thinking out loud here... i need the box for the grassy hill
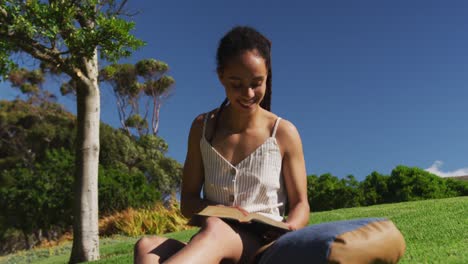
[1,196,466,264]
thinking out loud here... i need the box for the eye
[251,81,263,88]
[230,81,242,89]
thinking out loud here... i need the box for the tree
[0,99,75,172]
[99,59,174,136]
[336,175,364,208]
[445,178,468,196]
[0,148,75,249]
[99,123,182,198]
[7,67,58,103]
[0,100,172,252]
[307,173,343,211]
[0,1,144,262]
[360,171,390,205]
[387,165,451,202]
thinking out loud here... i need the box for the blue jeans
[258,218,405,264]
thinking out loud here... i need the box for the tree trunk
[34,229,43,246]
[23,230,31,250]
[45,229,51,241]
[152,100,160,135]
[69,52,100,263]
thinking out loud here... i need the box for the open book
[196,206,290,232]
[195,206,290,262]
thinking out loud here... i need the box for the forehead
[223,50,268,78]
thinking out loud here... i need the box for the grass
[1,196,466,263]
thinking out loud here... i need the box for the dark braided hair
[209,26,273,143]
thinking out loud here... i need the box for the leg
[258,218,406,264]
[165,217,263,264]
[134,236,186,264]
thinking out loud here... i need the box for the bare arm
[180,114,213,219]
[277,120,310,230]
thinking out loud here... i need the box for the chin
[235,102,258,113]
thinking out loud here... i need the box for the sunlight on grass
[1,197,466,264]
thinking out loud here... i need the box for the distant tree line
[0,99,181,251]
[307,166,468,212]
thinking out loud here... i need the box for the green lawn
[1,197,466,263]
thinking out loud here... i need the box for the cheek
[224,87,240,102]
[256,85,267,98]
[224,86,237,95]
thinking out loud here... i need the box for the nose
[241,87,255,98]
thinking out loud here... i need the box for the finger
[284,222,297,231]
[234,206,249,216]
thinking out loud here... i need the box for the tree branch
[98,0,139,17]
[7,35,88,85]
[116,0,129,14]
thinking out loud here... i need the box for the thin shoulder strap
[202,113,209,139]
[271,117,282,137]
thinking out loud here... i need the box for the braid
[209,97,229,144]
[261,65,272,111]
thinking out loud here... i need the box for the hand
[232,205,249,217]
[283,222,298,231]
[214,204,249,217]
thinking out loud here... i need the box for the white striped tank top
[200,114,286,221]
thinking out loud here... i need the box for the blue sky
[1,1,467,180]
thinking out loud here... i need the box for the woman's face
[218,50,268,113]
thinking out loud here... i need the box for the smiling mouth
[239,99,255,108]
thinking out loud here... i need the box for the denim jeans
[258,218,405,264]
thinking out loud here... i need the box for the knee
[197,216,232,241]
[258,219,406,264]
[134,236,166,254]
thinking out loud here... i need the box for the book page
[196,206,289,230]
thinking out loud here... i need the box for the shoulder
[189,113,205,135]
[276,118,300,139]
[189,109,218,138]
[275,118,303,154]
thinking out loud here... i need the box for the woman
[134,26,406,264]
[135,26,310,263]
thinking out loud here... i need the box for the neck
[223,104,262,132]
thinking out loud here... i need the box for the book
[194,206,290,263]
[195,205,290,232]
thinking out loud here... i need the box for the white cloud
[425,161,468,177]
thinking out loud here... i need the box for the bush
[99,125,182,198]
[0,148,74,235]
[0,148,163,252]
[445,178,468,196]
[387,166,453,202]
[99,200,189,237]
[307,174,363,212]
[360,171,390,205]
[0,99,182,253]
[307,166,467,212]
[99,167,161,215]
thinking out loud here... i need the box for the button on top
[230,168,236,176]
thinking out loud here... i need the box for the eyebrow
[228,76,265,81]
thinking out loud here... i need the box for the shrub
[98,167,161,215]
[0,148,74,235]
[445,178,468,196]
[387,166,452,202]
[307,174,364,212]
[307,166,467,212]
[99,201,189,237]
[360,171,390,205]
